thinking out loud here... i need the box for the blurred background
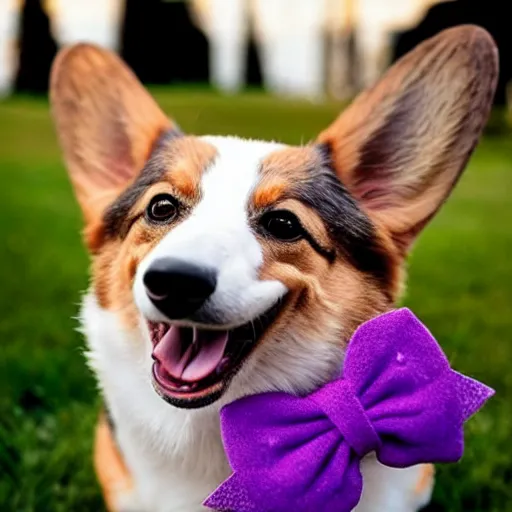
[0,0,511,510]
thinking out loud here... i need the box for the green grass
[0,90,511,511]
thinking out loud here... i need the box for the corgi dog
[50,25,497,512]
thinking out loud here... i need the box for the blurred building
[0,0,489,101]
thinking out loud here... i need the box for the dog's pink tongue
[153,326,228,383]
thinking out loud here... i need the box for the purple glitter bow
[204,308,494,512]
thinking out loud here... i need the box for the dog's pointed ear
[317,25,498,254]
[50,44,178,222]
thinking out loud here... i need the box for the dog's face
[50,26,497,409]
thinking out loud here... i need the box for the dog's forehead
[199,135,287,203]
[197,136,331,214]
[161,135,327,199]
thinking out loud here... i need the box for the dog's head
[50,26,497,409]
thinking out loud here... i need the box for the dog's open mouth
[148,300,284,408]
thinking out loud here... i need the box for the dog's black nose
[143,258,217,319]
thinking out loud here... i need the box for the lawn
[0,90,511,511]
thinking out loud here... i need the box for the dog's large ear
[50,44,176,223]
[317,25,498,254]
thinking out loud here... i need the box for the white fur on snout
[134,136,287,327]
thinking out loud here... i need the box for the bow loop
[218,393,328,472]
[344,309,451,411]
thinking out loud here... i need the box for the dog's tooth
[179,384,191,391]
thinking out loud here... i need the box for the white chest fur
[81,293,432,512]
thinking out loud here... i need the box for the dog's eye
[146,194,178,223]
[259,210,304,242]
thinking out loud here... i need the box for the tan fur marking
[253,180,286,209]
[93,229,161,330]
[94,413,134,512]
[170,166,199,199]
[258,231,390,351]
[262,146,320,177]
[414,464,435,495]
[84,218,108,254]
[255,146,321,208]
[161,136,217,201]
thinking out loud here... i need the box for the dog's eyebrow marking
[252,179,286,209]
[254,146,318,209]
[103,134,217,238]
[256,145,393,285]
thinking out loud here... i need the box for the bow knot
[309,380,380,457]
[204,309,494,512]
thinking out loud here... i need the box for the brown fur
[415,464,435,495]
[153,136,218,202]
[92,238,142,330]
[260,246,389,349]
[254,146,322,208]
[261,146,321,180]
[252,181,286,210]
[94,414,134,512]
